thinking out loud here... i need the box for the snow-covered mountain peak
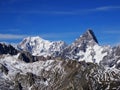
[17,30,118,65]
[60,29,109,64]
[85,29,98,43]
[26,36,47,42]
[18,36,50,49]
[75,29,98,46]
[17,36,67,57]
[23,36,50,45]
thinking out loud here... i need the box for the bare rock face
[60,29,99,60]
[18,51,37,63]
[0,59,119,90]
[18,51,54,63]
[0,43,18,55]
[74,29,98,46]
[100,45,120,69]
[0,63,9,75]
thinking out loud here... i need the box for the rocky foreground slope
[0,29,120,90]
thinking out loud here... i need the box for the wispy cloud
[48,6,120,14]
[93,6,120,11]
[103,30,120,34]
[0,34,27,40]
[75,6,120,13]
[1,6,120,15]
[40,32,80,39]
[1,10,77,15]
[0,32,80,40]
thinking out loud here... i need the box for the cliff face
[0,58,119,90]
[0,43,18,55]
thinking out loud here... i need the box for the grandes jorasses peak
[17,36,67,57]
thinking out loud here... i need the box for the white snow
[77,44,108,64]
[0,54,64,79]
[18,36,67,57]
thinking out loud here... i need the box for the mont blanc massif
[0,30,120,90]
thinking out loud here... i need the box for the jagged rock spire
[60,29,99,60]
[86,29,98,44]
[74,29,98,46]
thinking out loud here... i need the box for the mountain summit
[17,36,67,57]
[74,29,98,47]
[85,29,98,43]
[60,29,107,63]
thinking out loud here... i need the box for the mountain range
[0,29,120,90]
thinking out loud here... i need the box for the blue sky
[0,0,120,45]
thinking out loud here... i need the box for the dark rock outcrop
[0,43,18,55]
[0,63,9,75]
[18,51,38,63]
[14,81,23,90]
[18,51,54,63]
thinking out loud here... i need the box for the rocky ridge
[0,29,119,90]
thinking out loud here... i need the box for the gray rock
[0,43,18,55]
[0,63,9,75]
